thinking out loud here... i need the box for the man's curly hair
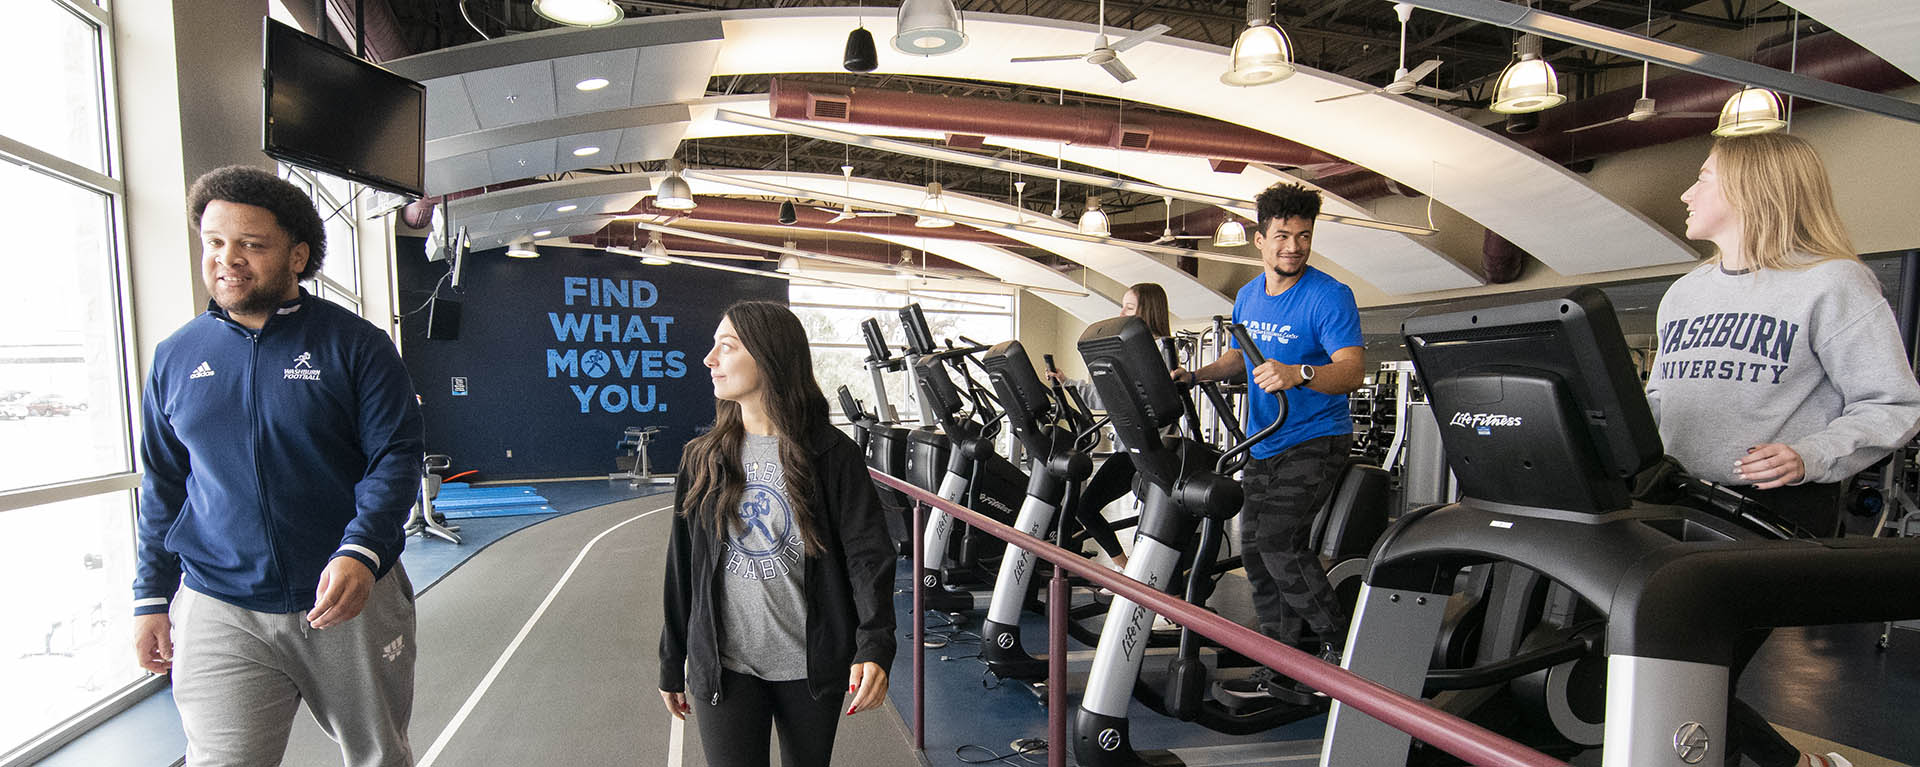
[187,166,326,280]
[1254,182,1322,232]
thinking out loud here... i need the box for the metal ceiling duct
[769,78,1345,168]
[1306,31,1912,199]
[613,195,1022,248]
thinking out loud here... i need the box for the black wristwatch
[1299,364,1316,383]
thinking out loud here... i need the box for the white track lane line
[416,502,673,767]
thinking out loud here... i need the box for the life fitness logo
[922,573,938,588]
[1098,728,1123,751]
[996,633,1015,649]
[1448,412,1523,434]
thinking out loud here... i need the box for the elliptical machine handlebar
[1214,323,1289,474]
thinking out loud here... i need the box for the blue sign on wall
[396,238,785,480]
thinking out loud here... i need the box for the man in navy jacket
[132,166,424,766]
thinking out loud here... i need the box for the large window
[0,1,146,763]
[789,284,1015,427]
[283,165,363,314]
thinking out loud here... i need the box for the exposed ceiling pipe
[325,0,409,62]
[608,195,1024,250]
[1517,30,1915,164]
[1311,31,1912,198]
[569,224,974,272]
[769,78,1347,168]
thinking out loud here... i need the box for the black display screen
[262,18,425,197]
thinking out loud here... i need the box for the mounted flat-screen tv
[261,18,425,197]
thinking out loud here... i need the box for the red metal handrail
[873,468,1567,767]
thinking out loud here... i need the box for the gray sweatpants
[171,564,417,767]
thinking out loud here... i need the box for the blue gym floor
[884,557,1920,767]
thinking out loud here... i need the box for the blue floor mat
[883,560,1329,767]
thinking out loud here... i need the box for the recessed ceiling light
[555,204,579,213]
[575,77,611,91]
[533,229,553,237]
[573,146,601,157]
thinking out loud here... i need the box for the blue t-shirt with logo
[1230,266,1363,459]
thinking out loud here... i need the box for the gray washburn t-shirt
[717,433,809,680]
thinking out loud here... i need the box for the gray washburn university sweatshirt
[1645,258,1920,486]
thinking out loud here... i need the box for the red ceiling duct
[611,195,1023,249]
[573,223,971,271]
[1482,230,1529,284]
[770,78,1346,168]
[1516,31,1914,164]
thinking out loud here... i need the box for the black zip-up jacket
[658,421,896,703]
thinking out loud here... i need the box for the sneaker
[1217,667,1279,699]
[1217,668,1315,707]
[1813,754,1854,767]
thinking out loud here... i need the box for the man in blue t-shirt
[1174,183,1364,702]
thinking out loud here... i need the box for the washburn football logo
[284,352,321,381]
[1448,412,1524,428]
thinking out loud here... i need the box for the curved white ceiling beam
[688,170,1223,320]
[707,8,1696,276]
[450,168,1126,321]
[389,9,1695,285]
[682,95,1476,295]
[986,138,1484,293]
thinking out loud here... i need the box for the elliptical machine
[1070,317,1334,766]
[903,305,1029,613]
[975,341,1103,679]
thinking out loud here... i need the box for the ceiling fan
[812,165,899,223]
[1566,61,1718,133]
[1150,197,1209,245]
[1009,0,1170,84]
[1316,4,1462,103]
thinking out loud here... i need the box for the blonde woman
[1647,133,1920,767]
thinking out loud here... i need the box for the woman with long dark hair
[1048,282,1173,568]
[1648,133,1920,767]
[658,301,896,767]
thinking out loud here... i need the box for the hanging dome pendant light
[1221,0,1294,86]
[893,0,967,56]
[1713,87,1787,137]
[1490,53,1565,114]
[1213,219,1248,248]
[915,182,954,228]
[655,159,697,211]
[1078,196,1110,237]
[532,0,623,28]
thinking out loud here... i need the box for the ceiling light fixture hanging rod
[712,111,1436,236]
[684,169,1267,267]
[1393,0,1920,125]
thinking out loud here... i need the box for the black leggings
[1070,455,1136,558]
[695,670,847,767]
[1724,482,1843,767]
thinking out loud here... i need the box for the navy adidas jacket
[134,290,423,616]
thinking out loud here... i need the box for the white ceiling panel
[462,60,560,130]
[421,76,479,138]
[553,128,627,170]
[488,138,559,183]
[553,48,642,115]
[426,153,495,197]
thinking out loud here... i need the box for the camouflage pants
[1238,434,1351,647]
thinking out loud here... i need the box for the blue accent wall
[396,237,785,479]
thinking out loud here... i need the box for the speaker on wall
[426,297,463,340]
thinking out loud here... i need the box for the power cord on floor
[955,737,1048,765]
